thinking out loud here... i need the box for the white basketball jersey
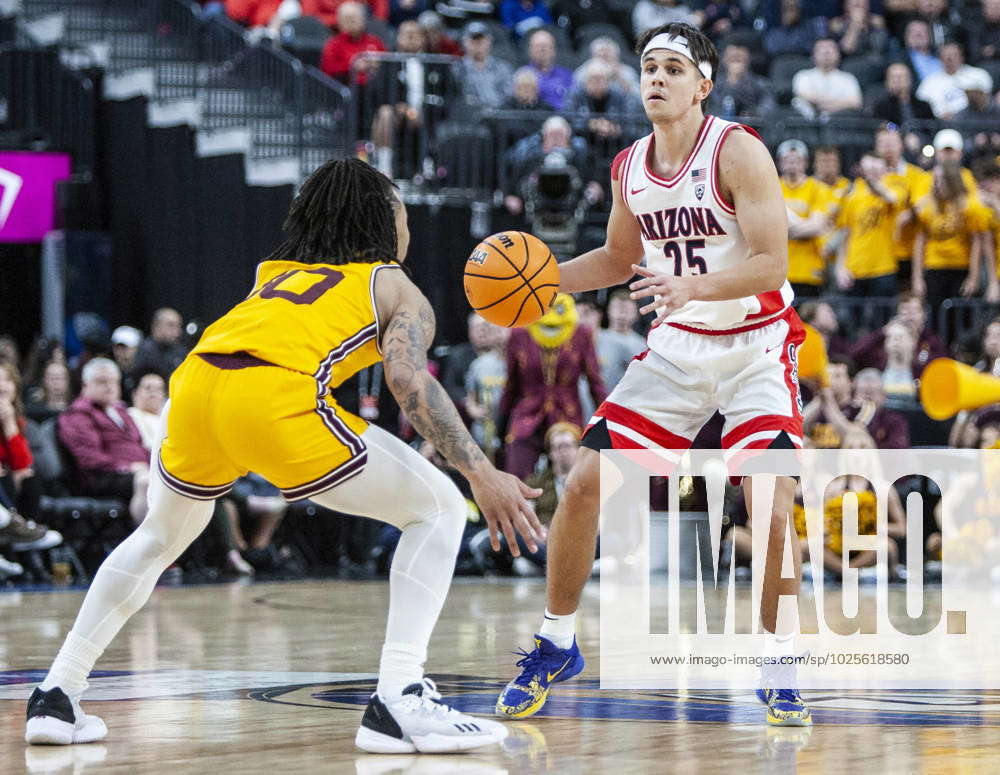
[616,115,793,344]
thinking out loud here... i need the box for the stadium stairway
[9,1,300,325]
[16,0,348,183]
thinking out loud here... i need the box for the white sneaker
[25,686,107,745]
[355,678,507,754]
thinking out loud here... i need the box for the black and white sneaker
[355,678,507,754]
[25,686,107,745]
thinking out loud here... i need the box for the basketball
[463,231,560,328]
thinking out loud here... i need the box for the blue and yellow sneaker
[495,635,585,718]
[756,656,812,726]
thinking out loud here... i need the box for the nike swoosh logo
[765,344,782,354]
[547,657,573,682]
[0,166,23,229]
[630,186,647,195]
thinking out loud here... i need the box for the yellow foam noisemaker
[797,322,829,388]
[920,358,1000,420]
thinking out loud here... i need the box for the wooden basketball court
[2,578,999,774]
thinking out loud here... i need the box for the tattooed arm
[379,277,487,475]
[374,268,545,553]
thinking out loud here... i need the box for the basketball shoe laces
[512,646,546,675]
[767,656,804,703]
[397,678,459,717]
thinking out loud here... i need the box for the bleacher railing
[23,0,354,178]
[820,295,900,341]
[811,295,1000,353]
[349,51,461,184]
[181,2,353,175]
[347,58,999,198]
[939,298,1000,349]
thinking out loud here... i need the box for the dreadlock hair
[267,158,399,265]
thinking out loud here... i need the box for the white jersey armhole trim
[621,139,641,213]
[369,262,404,357]
[710,122,743,216]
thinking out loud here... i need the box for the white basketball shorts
[582,307,806,459]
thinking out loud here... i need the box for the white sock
[762,632,795,660]
[0,505,10,529]
[377,643,425,702]
[539,609,576,649]
[40,631,103,696]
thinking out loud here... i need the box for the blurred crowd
[201,0,1000,194]
[0,311,294,585]
[6,0,1000,586]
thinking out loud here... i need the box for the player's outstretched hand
[628,264,695,327]
[468,467,546,557]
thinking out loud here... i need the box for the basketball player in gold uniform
[26,159,544,754]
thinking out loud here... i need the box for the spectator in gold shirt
[911,162,992,309]
[813,145,851,262]
[876,125,931,282]
[778,139,833,298]
[834,151,901,297]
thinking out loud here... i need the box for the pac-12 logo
[692,167,706,201]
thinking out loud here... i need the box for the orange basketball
[463,231,560,328]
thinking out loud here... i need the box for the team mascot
[497,294,607,478]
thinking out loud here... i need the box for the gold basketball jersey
[192,260,401,387]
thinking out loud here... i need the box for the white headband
[642,34,712,79]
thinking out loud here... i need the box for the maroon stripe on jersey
[721,415,802,449]
[644,116,714,189]
[595,402,692,449]
[314,397,367,459]
[280,451,368,500]
[198,351,275,370]
[710,123,739,215]
[312,323,377,459]
[157,456,235,500]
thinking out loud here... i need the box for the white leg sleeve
[44,401,215,695]
[309,423,467,696]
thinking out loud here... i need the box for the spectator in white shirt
[127,372,166,450]
[792,38,862,118]
[573,37,640,96]
[916,41,994,120]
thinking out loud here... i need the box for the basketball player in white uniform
[496,22,810,726]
